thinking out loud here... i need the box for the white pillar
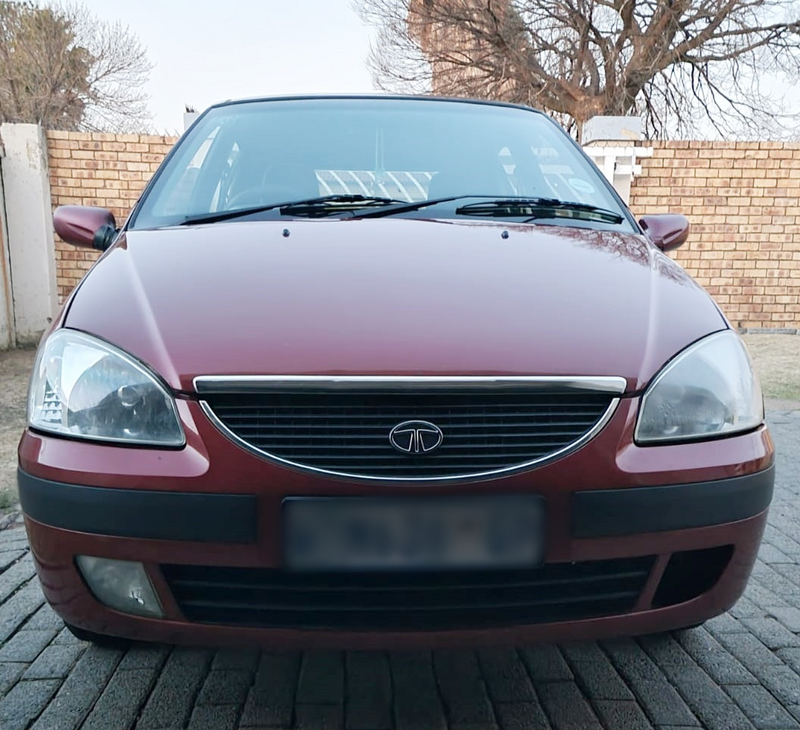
[0,146,15,350]
[0,123,59,346]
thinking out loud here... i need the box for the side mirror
[53,206,118,251]
[638,214,690,252]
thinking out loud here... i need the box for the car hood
[63,218,726,393]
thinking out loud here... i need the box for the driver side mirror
[53,206,118,252]
[638,214,690,252]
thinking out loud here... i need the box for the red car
[19,96,773,648]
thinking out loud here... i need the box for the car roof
[207,94,545,117]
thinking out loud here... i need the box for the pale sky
[79,0,378,133]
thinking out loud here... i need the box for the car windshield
[129,97,633,231]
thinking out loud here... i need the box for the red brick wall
[630,141,800,330]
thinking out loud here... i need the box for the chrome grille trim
[193,375,628,395]
[198,378,622,482]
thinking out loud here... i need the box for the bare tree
[0,1,152,132]
[355,0,800,139]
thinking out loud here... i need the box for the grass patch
[742,334,800,402]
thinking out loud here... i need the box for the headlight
[635,330,763,444]
[28,329,184,446]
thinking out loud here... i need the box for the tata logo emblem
[388,420,444,455]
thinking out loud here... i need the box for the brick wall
[629,141,800,330]
[46,133,800,329]
[47,131,177,301]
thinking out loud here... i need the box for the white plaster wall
[0,124,59,345]
[0,154,15,350]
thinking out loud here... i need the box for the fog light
[76,556,163,618]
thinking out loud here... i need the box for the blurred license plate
[283,496,544,571]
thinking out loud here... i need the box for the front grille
[201,390,616,479]
[163,556,655,631]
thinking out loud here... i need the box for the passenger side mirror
[638,214,690,252]
[53,206,118,251]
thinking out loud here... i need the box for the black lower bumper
[18,465,773,544]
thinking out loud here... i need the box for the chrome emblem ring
[388,420,444,455]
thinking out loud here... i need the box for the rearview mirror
[638,214,690,252]
[53,206,118,251]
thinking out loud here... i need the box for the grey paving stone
[0,661,25,697]
[593,700,654,730]
[658,662,733,707]
[240,652,302,728]
[777,648,800,673]
[536,682,602,730]
[716,632,785,667]
[705,613,748,635]
[82,668,163,730]
[342,652,390,730]
[296,651,343,705]
[676,629,757,685]
[196,669,252,706]
[0,580,45,642]
[390,652,447,730]
[570,659,635,701]
[625,679,700,728]
[0,629,57,662]
[519,646,573,683]
[51,626,83,645]
[297,703,345,730]
[22,605,63,632]
[0,550,25,572]
[559,642,605,664]
[434,650,496,727]
[690,700,757,730]
[740,618,800,649]
[759,544,794,564]
[731,596,769,619]
[494,701,552,730]
[211,647,261,671]
[638,634,695,667]
[135,648,212,730]
[751,565,800,604]
[747,664,800,706]
[602,639,666,683]
[0,557,35,604]
[0,679,60,730]
[0,538,30,553]
[763,527,800,561]
[726,684,800,729]
[23,643,84,679]
[188,704,240,730]
[117,644,171,671]
[768,608,800,633]
[478,648,536,703]
[29,645,123,730]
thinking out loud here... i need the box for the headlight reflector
[635,331,763,444]
[28,329,184,446]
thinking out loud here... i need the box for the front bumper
[20,464,774,649]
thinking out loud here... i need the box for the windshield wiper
[454,198,624,224]
[353,194,504,219]
[178,195,407,226]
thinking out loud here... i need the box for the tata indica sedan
[19,96,773,648]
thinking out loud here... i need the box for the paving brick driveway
[1,408,798,730]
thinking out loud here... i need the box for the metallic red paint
[53,206,116,249]
[639,214,691,252]
[21,197,773,647]
[62,219,724,393]
[23,508,768,649]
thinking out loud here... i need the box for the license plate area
[283,496,545,571]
